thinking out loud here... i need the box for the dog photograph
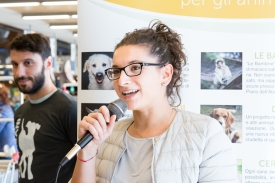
[82,52,114,90]
[81,103,133,120]
[200,105,242,143]
[201,52,243,90]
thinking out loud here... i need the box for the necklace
[133,108,174,138]
[133,122,147,138]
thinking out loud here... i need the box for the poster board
[78,1,275,182]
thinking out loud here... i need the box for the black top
[15,89,77,183]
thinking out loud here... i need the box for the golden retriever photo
[201,105,242,143]
[201,52,242,90]
[82,52,114,90]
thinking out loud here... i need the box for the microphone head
[107,99,128,121]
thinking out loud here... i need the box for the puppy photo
[209,108,241,143]
[82,52,113,90]
[201,105,242,143]
[209,108,234,129]
[213,58,232,88]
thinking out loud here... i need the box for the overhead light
[0,65,13,69]
[0,2,40,7]
[5,65,13,69]
[42,1,77,6]
[23,15,71,20]
[50,25,78,29]
[73,33,78,37]
[71,14,77,19]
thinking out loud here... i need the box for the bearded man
[7,33,77,183]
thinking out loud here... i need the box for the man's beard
[15,66,45,94]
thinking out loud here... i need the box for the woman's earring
[161,82,166,86]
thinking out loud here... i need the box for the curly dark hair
[6,33,51,61]
[114,20,187,106]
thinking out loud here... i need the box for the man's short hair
[6,33,51,61]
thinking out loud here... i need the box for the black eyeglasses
[105,62,165,80]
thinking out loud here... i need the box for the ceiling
[0,0,77,44]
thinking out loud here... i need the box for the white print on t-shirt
[16,118,41,180]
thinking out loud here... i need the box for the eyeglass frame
[104,62,166,81]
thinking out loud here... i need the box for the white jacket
[96,110,237,183]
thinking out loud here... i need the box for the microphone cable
[55,165,62,183]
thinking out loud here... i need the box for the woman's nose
[117,70,131,86]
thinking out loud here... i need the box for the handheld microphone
[59,99,128,167]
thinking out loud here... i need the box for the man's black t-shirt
[15,89,77,183]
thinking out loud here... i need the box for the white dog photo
[83,54,113,90]
[213,58,232,88]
